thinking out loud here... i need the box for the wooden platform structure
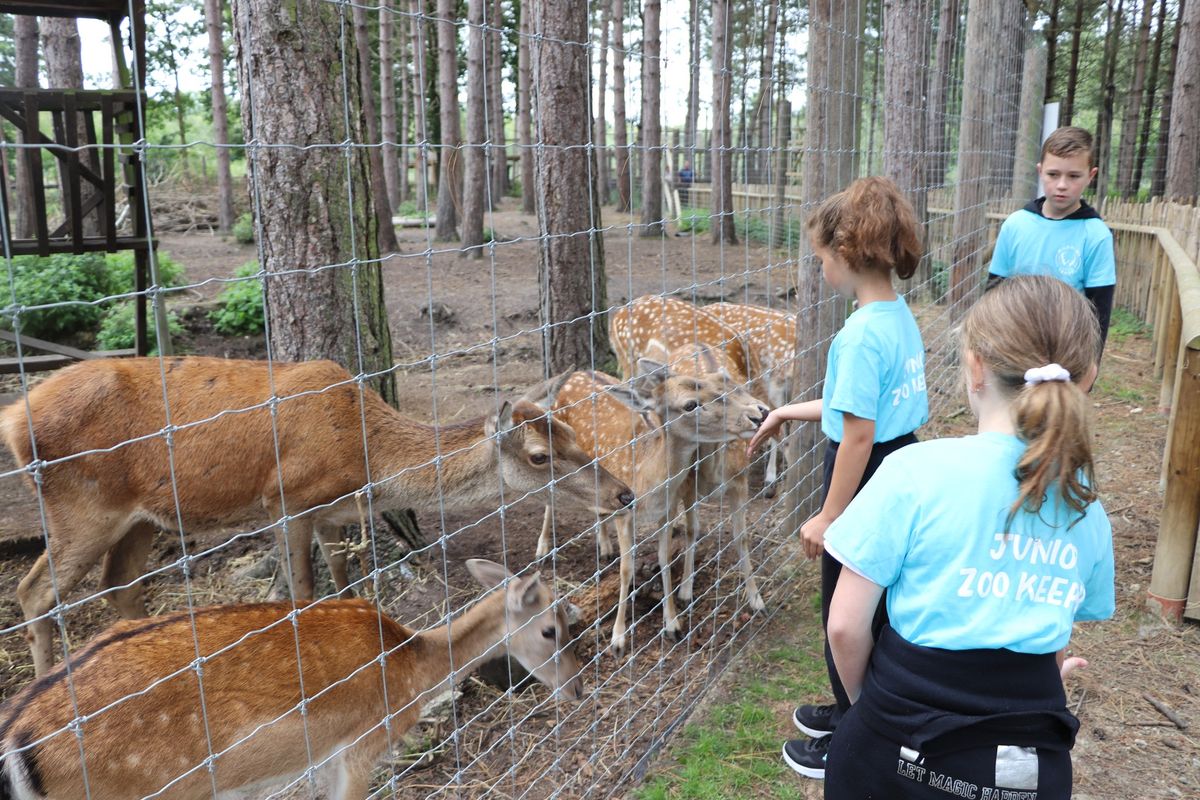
[0,0,162,370]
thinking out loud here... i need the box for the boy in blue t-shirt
[988,126,1116,348]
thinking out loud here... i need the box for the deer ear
[631,357,668,396]
[506,571,544,613]
[466,558,510,589]
[520,368,575,410]
[487,400,516,438]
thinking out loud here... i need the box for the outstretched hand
[1060,656,1088,680]
[746,409,785,457]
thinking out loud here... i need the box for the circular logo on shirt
[1055,246,1082,278]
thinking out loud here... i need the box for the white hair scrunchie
[1024,363,1071,386]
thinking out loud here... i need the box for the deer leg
[597,523,613,561]
[535,505,554,559]
[678,498,700,603]
[730,492,764,612]
[658,521,681,640]
[610,516,635,654]
[99,521,157,618]
[271,516,315,601]
[315,524,353,594]
[329,735,387,800]
[763,439,780,499]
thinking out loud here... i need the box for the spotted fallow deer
[1,357,633,676]
[0,558,579,800]
[609,298,769,615]
[529,352,767,652]
[704,302,797,493]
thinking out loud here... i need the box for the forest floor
[0,198,1196,798]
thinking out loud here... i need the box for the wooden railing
[1101,198,1200,622]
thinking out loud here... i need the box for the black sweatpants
[825,704,1073,800]
[820,433,918,725]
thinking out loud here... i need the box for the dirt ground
[0,197,1197,799]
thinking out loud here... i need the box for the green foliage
[507,178,522,199]
[677,207,711,234]
[97,302,183,353]
[233,212,256,244]
[1108,306,1150,343]
[104,251,185,292]
[209,262,264,336]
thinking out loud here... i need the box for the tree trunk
[409,0,429,210]
[1045,0,1061,102]
[205,0,235,231]
[640,0,663,236]
[1094,0,1127,201]
[595,0,610,206]
[1117,0,1157,196]
[685,0,701,168]
[1062,0,1086,125]
[1165,0,1200,199]
[462,0,486,255]
[1014,40,1049,200]
[231,0,396,402]
[612,0,632,213]
[381,0,401,208]
[1152,0,1183,196]
[991,1,1027,195]
[488,0,507,201]
[435,0,461,240]
[397,2,411,204]
[949,0,1002,309]
[518,0,535,213]
[883,0,927,224]
[351,3,400,256]
[532,0,610,372]
[710,0,737,244]
[753,0,780,183]
[1133,0,1169,191]
[13,14,39,240]
[927,0,960,187]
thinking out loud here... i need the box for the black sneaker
[792,703,837,737]
[782,734,831,779]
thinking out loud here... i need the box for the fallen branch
[1142,692,1188,730]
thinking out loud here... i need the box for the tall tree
[1151,0,1183,196]
[612,0,632,213]
[231,0,396,401]
[1045,0,1061,101]
[12,15,38,240]
[488,0,508,200]
[410,0,430,209]
[1117,0,1157,196]
[205,0,235,231]
[381,0,401,207]
[462,0,486,255]
[752,0,781,182]
[397,3,411,204]
[1062,0,1087,124]
[435,0,461,240]
[883,0,927,226]
[532,0,610,371]
[1014,39,1049,199]
[1165,0,1200,199]
[351,3,401,257]
[991,1,1027,194]
[518,0,535,212]
[1133,0,1170,191]
[595,0,611,205]
[1094,0,1127,200]
[685,0,702,177]
[640,0,663,236]
[927,0,961,187]
[145,4,201,174]
[710,0,737,244]
[42,16,101,237]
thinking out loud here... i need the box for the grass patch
[1107,307,1150,344]
[634,591,826,800]
[1094,373,1149,405]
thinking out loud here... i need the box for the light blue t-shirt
[989,202,1117,291]
[825,433,1115,654]
[821,297,929,443]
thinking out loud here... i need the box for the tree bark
[1165,0,1200,199]
[462,0,486,255]
[205,0,235,231]
[1151,0,1183,196]
[518,0,535,213]
[753,0,780,182]
[927,0,960,187]
[595,0,611,206]
[435,0,461,240]
[1117,0,1157,196]
[991,1,1027,195]
[351,3,400,257]
[640,0,663,236]
[532,0,610,373]
[1133,0,1169,191]
[1094,0,1127,200]
[1045,0,1061,102]
[410,0,430,210]
[612,0,632,213]
[1014,40,1049,200]
[397,1,411,204]
[380,0,401,208]
[231,0,396,403]
[685,0,701,174]
[883,0,927,226]
[1062,0,1086,125]
[710,0,737,244]
[13,14,39,240]
[488,0,507,200]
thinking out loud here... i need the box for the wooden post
[1149,344,1200,621]
[1159,292,1183,410]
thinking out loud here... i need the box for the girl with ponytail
[821,275,1114,800]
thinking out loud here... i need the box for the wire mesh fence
[0,0,1043,797]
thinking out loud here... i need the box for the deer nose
[618,489,635,508]
[750,405,769,425]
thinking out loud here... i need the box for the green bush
[104,251,185,292]
[97,302,183,353]
[209,262,264,336]
[3,253,111,339]
[233,212,256,244]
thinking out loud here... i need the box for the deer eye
[530,453,549,466]
[683,400,699,412]
[542,626,557,640]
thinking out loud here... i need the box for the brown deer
[704,302,797,495]
[529,353,767,652]
[1,357,633,676]
[0,558,580,799]
[609,299,769,616]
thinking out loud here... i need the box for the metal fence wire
[0,0,1039,797]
